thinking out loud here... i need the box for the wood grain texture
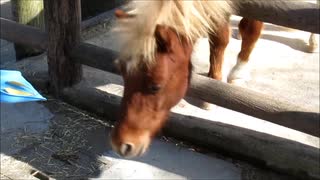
[70,43,119,74]
[235,1,319,34]
[44,0,83,96]
[188,74,320,137]
[0,18,47,50]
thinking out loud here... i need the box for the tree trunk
[11,0,45,61]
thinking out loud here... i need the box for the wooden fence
[1,0,319,138]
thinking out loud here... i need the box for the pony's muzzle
[111,141,147,158]
[110,128,149,158]
[119,143,134,157]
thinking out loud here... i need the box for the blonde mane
[112,0,234,72]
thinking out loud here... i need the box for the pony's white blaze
[111,0,234,72]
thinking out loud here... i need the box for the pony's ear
[114,9,136,19]
[155,24,193,60]
[114,58,128,75]
[154,25,173,52]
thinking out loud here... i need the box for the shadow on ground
[1,98,112,179]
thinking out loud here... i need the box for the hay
[2,97,113,179]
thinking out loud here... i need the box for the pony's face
[110,16,193,158]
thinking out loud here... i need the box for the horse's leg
[199,21,230,110]
[307,0,319,53]
[227,18,263,85]
[208,22,230,81]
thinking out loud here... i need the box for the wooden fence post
[44,0,82,96]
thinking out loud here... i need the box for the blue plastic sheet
[0,70,47,103]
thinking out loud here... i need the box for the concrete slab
[98,140,241,179]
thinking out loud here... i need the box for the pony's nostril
[120,143,134,156]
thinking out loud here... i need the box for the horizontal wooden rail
[0,18,47,50]
[0,8,116,51]
[81,1,320,34]
[0,7,116,50]
[235,1,319,34]
[69,43,320,137]
[188,75,320,137]
[70,43,119,74]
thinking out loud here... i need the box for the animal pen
[1,0,319,179]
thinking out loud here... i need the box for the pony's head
[110,0,232,157]
[110,10,193,158]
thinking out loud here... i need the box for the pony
[109,0,263,158]
[108,0,312,158]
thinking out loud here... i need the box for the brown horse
[110,1,263,158]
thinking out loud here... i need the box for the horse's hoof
[306,34,319,53]
[307,46,319,53]
[227,58,251,84]
[228,78,248,86]
[306,45,319,53]
[200,102,217,111]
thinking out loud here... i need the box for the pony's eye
[148,84,161,94]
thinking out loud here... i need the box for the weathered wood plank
[0,18,47,50]
[235,1,319,34]
[70,43,119,74]
[188,74,320,137]
[43,0,83,96]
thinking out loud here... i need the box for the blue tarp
[0,70,46,103]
